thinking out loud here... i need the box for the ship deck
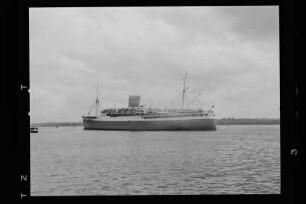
[85,115,215,122]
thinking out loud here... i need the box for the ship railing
[103,110,214,119]
[141,111,211,119]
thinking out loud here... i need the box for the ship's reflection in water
[31,125,280,195]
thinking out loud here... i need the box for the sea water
[30,125,280,195]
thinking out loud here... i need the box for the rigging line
[174,92,183,110]
[187,92,202,109]
[171,91,182,109]
[194,99,202,110]
[87,103,95,116]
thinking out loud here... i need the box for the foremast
[181,71,188,109]
[87,85,100,117]
[94,86,100,116]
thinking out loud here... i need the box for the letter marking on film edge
[21,193,27,199]
[21,175,27,181]
[20,85,27,90]
[290,149,297,156]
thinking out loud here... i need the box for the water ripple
[31,125,280,195]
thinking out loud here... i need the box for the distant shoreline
[32,118,280,127]
[217,118,280,125]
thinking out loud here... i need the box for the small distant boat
[30,126,38,133]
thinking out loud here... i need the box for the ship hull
[83,117,217,131]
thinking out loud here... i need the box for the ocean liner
[82,72,217,131]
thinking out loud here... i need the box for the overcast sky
[30,6,279,123]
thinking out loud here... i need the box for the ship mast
[95,85,100,116]
[182,71,188,109]
[86,86,100,116]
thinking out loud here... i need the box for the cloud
[30,6,279,123]
[217,6,279,43]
